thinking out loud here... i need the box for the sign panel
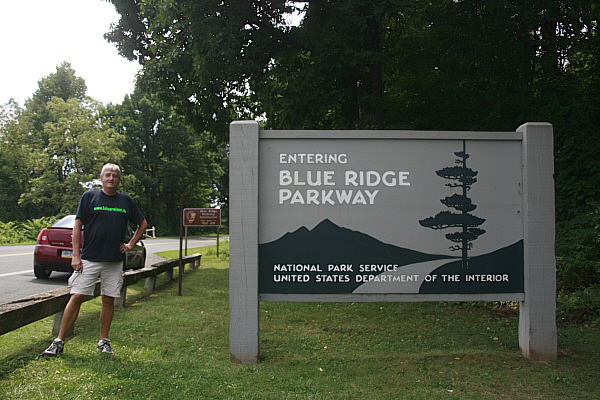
[183,208,221,227]
[258,138,524,295]
[230,121,557,364]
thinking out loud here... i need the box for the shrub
[556,203,600,323]
[557,284,600,324]
[0,216,59,244]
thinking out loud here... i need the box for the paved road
[0,237,220,305]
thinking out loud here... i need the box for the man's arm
[71,218,83,271]
[120,218,148,253]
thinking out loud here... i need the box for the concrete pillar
[518,122,557,361]
[229,121,260,364]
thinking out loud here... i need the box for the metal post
[178,195,184,296]
[217,226,220,257]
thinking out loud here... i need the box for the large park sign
[229,121,556,363]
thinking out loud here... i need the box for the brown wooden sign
[183,208,221,227]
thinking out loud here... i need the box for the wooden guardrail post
[116,286,127,308]
[145,275,157,291]
[165,269,174,281]
[52,311,73,337]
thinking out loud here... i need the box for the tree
[25,61,88,139]
[19,97,124,216]
[105,89,224,234]
[420,141,486,268]
[1,64,124,218]
[256,0,392,130]
[383,0,600,219]
[105,0,598,130]
[0,100,29,221]
[106,0,293,144]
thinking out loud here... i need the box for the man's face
[101,170,121,190]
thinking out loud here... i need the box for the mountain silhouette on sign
[419,240,524,293]
[259,219,451,293]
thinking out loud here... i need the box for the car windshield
[52,215,76,228]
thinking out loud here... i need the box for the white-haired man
[42,163,147,356]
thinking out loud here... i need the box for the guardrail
[146,226,157,238]
[0,254,201,337]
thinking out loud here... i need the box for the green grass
[0,244,598,399]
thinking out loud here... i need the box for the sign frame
[229,121,556,363]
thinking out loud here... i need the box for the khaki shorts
[68,260,124,297]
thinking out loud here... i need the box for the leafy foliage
[0,61,225,235]
[105,90,225,234]
[19,96,124,216]
[556,203,600,322]
[25,61,87,135]
[0,101,29,221]
[106,0,293,143]
[0,217,58,244]
[0,63,123,219]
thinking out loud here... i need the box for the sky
[0,0,140,106]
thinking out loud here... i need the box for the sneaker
[98,338,114,354]
[41,339,64,357]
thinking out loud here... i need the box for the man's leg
[58,294,89,340]
[97,262,122,354]
[41,293,89,356]
[100,295,115,339]
[59,260,102,340]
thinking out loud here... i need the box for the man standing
[41,163,147,356]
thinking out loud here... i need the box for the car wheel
[34,264,52,279]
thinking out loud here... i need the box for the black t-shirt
[76,190,145,262]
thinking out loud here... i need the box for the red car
[33,215,146,279]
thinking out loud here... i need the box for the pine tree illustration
[419,140,486,269]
